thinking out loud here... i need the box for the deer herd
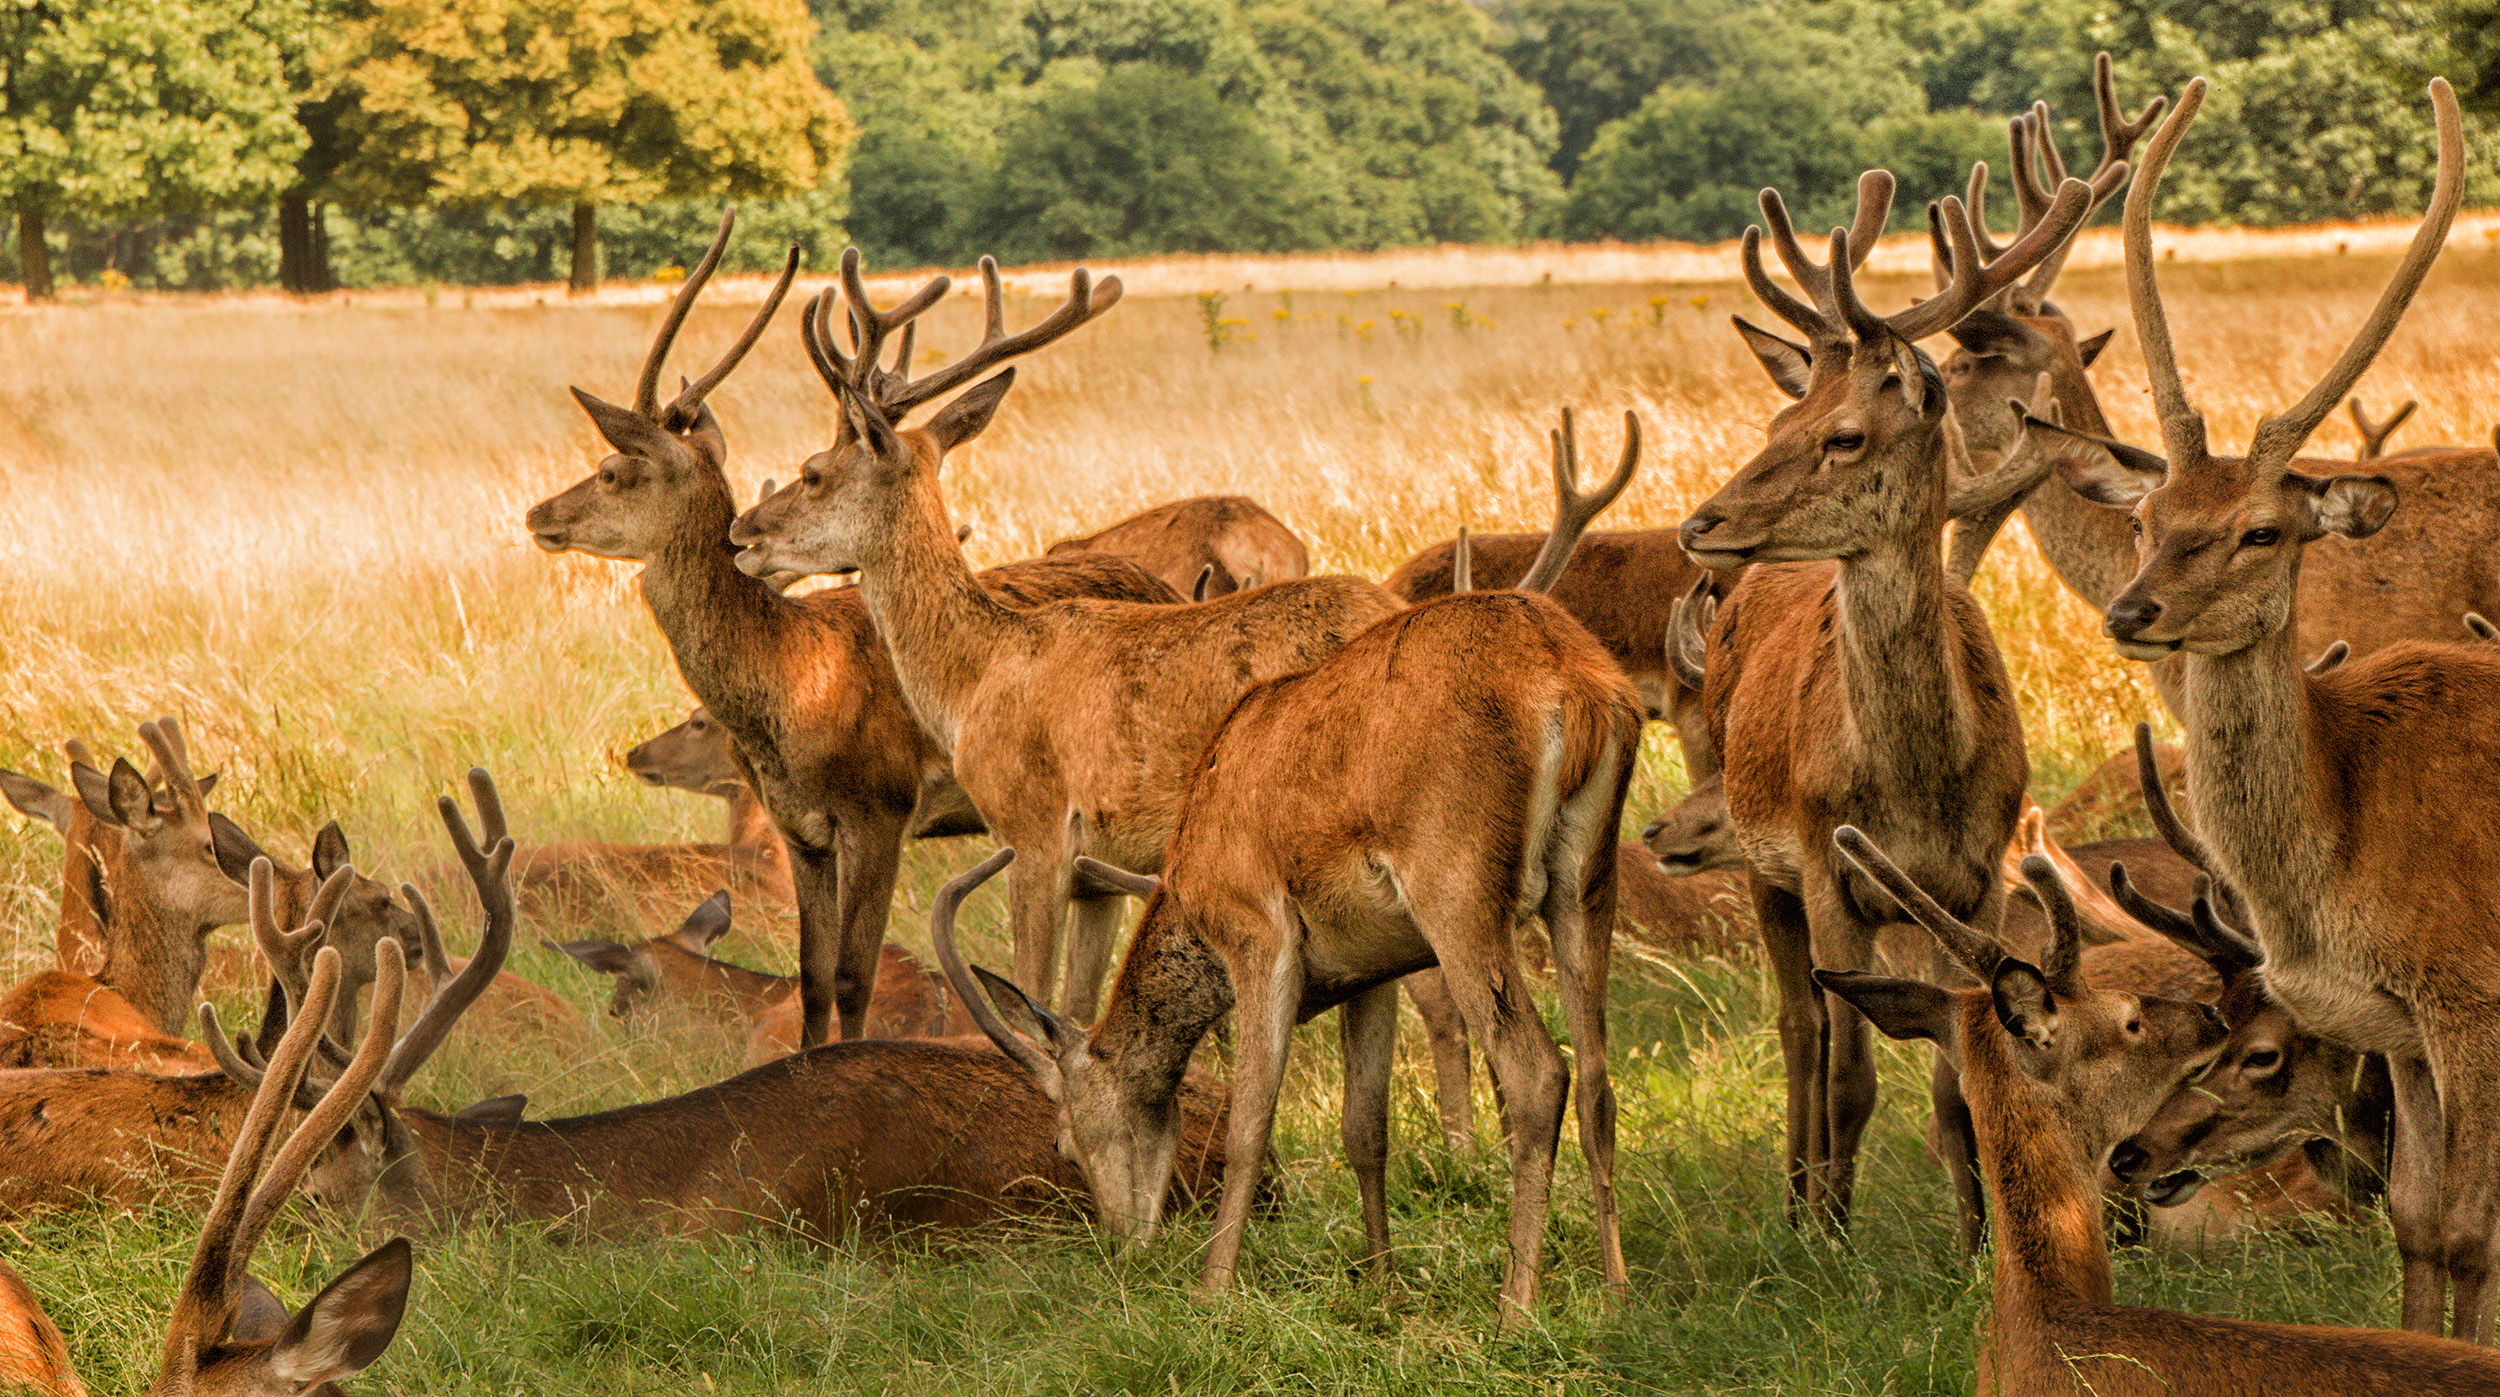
[5,51,2500,1396]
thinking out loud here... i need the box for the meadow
[2,222,2494,1393]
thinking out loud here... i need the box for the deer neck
[2175,614,2333,947]
[2015,368,2141,611]
[851,471,1024,757]
[636,470,788,732]
[1959,994,2117,1318]
[1089,908,1236,1106]
[92,852,204,1037]
[1832,491,1970,773]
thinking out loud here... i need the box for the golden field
[0,221,2491,1392]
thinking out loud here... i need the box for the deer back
[1044,495,1310,597]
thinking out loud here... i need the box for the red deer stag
[1045,495,1310,597]
[2080,76,2500,1340]
[927,485,1647,1320]
[1821,833,2500,1393]
[523,213,1175,1047]
[1678,161,2093,1247]
[725,250,1413,1022]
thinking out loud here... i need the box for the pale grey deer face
[1055,1045,1183,1247]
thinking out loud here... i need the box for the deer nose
[2105,597,2163,640]
[1642,818,1666,840]
[2107,1140,2150,1183]
[1679,515,1724,553]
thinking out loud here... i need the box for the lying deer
[622,706,796,902]
[524,213,1177,1046]
[1821,831,2500,1393]
[1044,495,1310,598]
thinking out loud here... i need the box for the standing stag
[523,213,1175,1048]
[930,476,1648,1319]
[726,250,1409,1022]
[2075,75,2500,1340]
[1679,161,2093,1246]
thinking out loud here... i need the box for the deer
[1927,59,2500,706]
[2074,74,2500,1341]
[621,705,796,903]
[1820,833,2500,1393]
[1043,495,1310,597]
[724,250,1427,1025]
[0,914,417,1395]
[522,212,1178,1049]
[1676,154,2095,1248]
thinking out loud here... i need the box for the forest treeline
[10,0,2500,294]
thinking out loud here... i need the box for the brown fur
[0,972,214,1073]
[0,1066,249,1214]
[0,1260,81,1397]
[2045,741,2189,846]
[1044,494,1310,598]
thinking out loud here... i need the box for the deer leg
[788,841,843,1049]
[2428,1044,2500,1343]
[1339,980,1399,1279]
[1005,850,1067,1017]
[1545,828,1626,1308]
[1805,881,1878,1233]
[826,817,903,1043]
[1930,1047,1986,1254]
[2389,1053,2450,1334]
[1060,894,1125,1027]
[1751,878,1821,1225]
[1201,933,1302,1297]
[1404,969,1476,1149]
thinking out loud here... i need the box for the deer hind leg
[1404,969,1477,1149]
[1803,877,1879,1232]
[826,816,905,1044]
[1752,878,1822,1225]
[1060,894,1126,1027]
[2427,1041,2500,1343]
[1200,920,1304,1297]
[1542,787,1627,1307]
[1339,980,1399,1279]
[2389,1053,2452,1334]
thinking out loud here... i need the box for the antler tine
[2094,50,2170,174]
[249,859,319,1002]
[1890,177,2091,344]
[138,718,207,819]
[1754,175,1890,323]
[403,882,452,981]
[881,257,1125,419]
[164,946,347,1358]
[1967,147,2013,264]
[2348,396,2419,461]
[198,1006,322,1106]
[659,242,803,430]
[2190,882,2265,968]
[834,247,951,404]
[926,849,1056,1082]
[2016,853,2088,997]
[2133,722,2213,877]
[379,776,516,1096]
[1947,385,2061,522]
[635,209,738,420]
[2122,78,2215,470]
[1831,826,2007,979]
[1519,408,1640,593]
[1741,223,1831,340]
[2108,861,2198,942]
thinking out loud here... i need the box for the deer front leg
[1404,969,1476,1149]
[825,815,905,1043]
[1000,824,1070,1015]
[1201,934,1302,1297]
[1804,874,1880,1233]
[788,840,844,1048]
[1338,980,1399,1279]
[2428,1042,2500,1344]
[1751,877,1822,1224]
[1061,893,1127,1027]
[2389,1052,2451,1334]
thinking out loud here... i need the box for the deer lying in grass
[524,215,1177,1046]
[1822,832,2500,1392]
[1044,495,1310,597]
[0,922,416,1396]
[2082,76,2500,1341]
[622,706,796,903]
[926,447,1648,1321]
[727,250,1414,1023]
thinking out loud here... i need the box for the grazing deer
[1821,834,2500,1393]
[925,445,1648,1320]
[0,925,417,1395]
[523,214,1176,1048]
[1044,495,1310,597]
[2077,75,2500,1340]
[726,250,1414,1023]
[1678,159,2092,1246]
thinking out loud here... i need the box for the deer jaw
[2100,468,2397,660]
[1680,341,1948,567]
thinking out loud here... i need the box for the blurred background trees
[3,0,2493,293]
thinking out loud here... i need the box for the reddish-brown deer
[2077,75,2500,1341]
[726,250,1412,1023]
[523,213,1176,1047]
[1044,495,1310,597]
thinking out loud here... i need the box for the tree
[325,0,851,291]
[0,1,303,298]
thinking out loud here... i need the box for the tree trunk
[16,201,51,301]
[569,202,599,294]
[277,195,336,295]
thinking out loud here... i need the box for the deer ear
[70,762,115,826]
[2304,473,2398,540]
[311,821,351,881]
[670,890,734,951]
[1991,959,2060,1050]
[973,964,1085,1056]
[570,387,669,459]
[230,1274,293,1344]
[106,758,158,831]
[681,397,727,463]
[0,769,73,833]
[266,1237,412,1386]
[1731,316,1811,399]
[194,772,220,800]
[2076,329,2114,367]
[926,369,1017,453]
[210,812,269,883]
[453,1093,528,1123]
[1815,970,1955,1045]
[2034,420,2168,507]
[550,939,640,976]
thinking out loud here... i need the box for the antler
[1518,408,1640,593]
[2014,853,2088,999]
[926,849,1060,1085]
[1945,379,2063,583]
[1944,53,2163,307]
[2348,396,2419,461]
[626,210,802,432]
[811,252,1125,426]
[138,718,210,823]
[1743,172,1894,341]
[1666,574,1715,693]
[1831,826,2008,980]
[376,770,514,1099]
[1884,175,2092,346]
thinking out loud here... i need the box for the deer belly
[2261,960,2423,1058]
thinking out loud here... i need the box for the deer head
[2082,78,2462,660]
[525,211,799,562]
[552,889,735,1021]
[212,816,426,1047]
[728,251,1123,581]
[1681,166,2093,566]
[624,707,746,798]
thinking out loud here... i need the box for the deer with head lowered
[1821,830,2500,1393]
[1044,494,1310,598]
[523,213,1177,1049]
[1678,159,2093,1247]
[726,249,1416,1023]
[2076,74,2500,1341]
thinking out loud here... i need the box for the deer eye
[598,469,616,486]
[802,468,822,488]
[2125,1018,2143,1035]
[2240,527,2280,548]
[2128,514,2142,536]
[1825,431,1866,453]
[2244,1049,2281,1070]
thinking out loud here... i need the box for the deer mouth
[2111,638,2180,662]
[2141,1168,2207,1208]
[530,529,569,553]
